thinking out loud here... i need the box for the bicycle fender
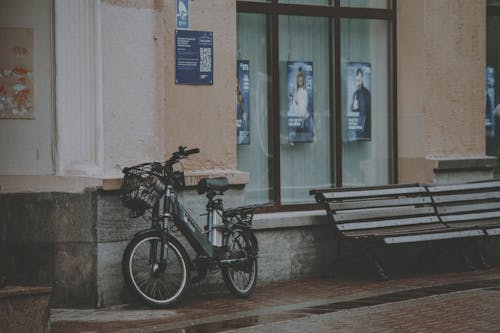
[248,230,259,253]
[132,228,157,239]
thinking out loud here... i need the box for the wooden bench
[310,182,497,280]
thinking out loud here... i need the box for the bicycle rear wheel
[123,231,190,307]
[221,229,258,298]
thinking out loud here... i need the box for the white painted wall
[0,0,166,191]
[101,2,166,178]
[0,0,54,175]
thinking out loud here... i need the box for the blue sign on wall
[175,30,213,85]
[486,66,495,137]
[237,60,250,145]
[176,0,189,29]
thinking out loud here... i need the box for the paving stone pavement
[51,266,500,333]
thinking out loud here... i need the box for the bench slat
[432,191,500,203]
[486,227,500,236]
[310,183,420,195]
[441,211,500,223]
[333,206,435,222]
[330,197,432,211]
[344,224,448,238]
[337,216,440,231]
[436,202,500,214]
[320,186,427,200]
[427,181,500,193]
[383,229,484,244]
[445,219,500,229]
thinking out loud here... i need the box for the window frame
[487,3,500,171]
[237,0,397,212]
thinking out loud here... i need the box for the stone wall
[0,191,97,307]
[2,188,500,308]
[96,189,335,306]
[0,188,336,308]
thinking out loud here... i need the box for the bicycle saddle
[197,177,230,194]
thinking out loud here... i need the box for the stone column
[397,0,495,184]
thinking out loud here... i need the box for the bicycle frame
[165,185,216,259]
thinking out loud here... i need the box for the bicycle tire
[221,229,258,298]
[122,231,190,307]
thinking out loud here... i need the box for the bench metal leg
[373,256,390,281]
[362,245,389,281]
[474,238,491,269]
[459,239,477,271]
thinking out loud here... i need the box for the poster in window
[346,62,372,142]
[237,60,250,145]
[175,30,213,85]
[176,0,189,29]
[0,28,34,119]
[287,61,314,143]
[486,66,495,138]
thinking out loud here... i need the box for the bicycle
[119,146,260,307]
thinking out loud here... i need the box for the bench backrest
[311,184,441,239]
[427,180,500,232]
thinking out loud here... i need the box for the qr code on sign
[200,48,212,73]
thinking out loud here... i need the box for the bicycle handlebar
[167,146,200,166]
[184,148,200,155]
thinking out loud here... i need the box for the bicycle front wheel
[122,231,190,307]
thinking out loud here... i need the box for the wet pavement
[51,266,500,333]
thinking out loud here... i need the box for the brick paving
[51,267,500,333]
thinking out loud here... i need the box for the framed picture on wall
[346,62,372,142]
[0,27,34,119]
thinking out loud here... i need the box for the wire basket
[120,163,165,217]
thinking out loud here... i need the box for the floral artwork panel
[0,28,34,119]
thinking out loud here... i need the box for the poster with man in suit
[346,62,371,142]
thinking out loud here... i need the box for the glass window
[236,2,394,209]
[237,13,273,204]
[279,15,332,204]
[340,0,391,9]
[341,19,391,186]
[488,0,500,6]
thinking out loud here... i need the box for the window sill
[253,209,328,230]
[102,169,250,191]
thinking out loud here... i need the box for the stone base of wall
[0,192,97,307]
[2,182,500,308]
[96,190,335,306]
[0,286,52,333]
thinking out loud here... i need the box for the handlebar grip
[185,148,200,155]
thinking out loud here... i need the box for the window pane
[279,0,331,5]
[341,0,391,9]
[237,13,273,204]
[486,16,500,169]
[488,0,500,6]
[279,15,332,204]
[341,19,391,186]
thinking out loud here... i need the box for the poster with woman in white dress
[287,61,314,143]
